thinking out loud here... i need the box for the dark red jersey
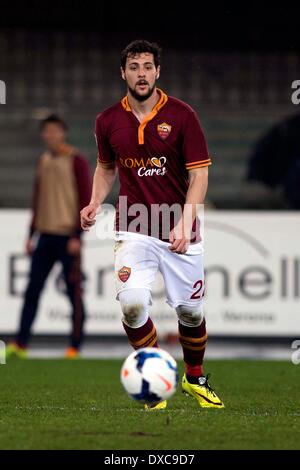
[95,88,211,241]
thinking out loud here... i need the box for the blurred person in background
[245,113,300,209]
[6,114,92,359]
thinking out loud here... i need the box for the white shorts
[114,231,205,309]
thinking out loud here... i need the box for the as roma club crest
[118,266,131,283]
[157,122,171,140]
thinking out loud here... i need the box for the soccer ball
[120,347,179,404]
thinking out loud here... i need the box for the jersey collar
[121,88,168,145]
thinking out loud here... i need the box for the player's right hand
[80,203,99,231]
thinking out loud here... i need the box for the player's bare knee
[176,304,204,327]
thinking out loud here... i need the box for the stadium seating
[1,31,299,208]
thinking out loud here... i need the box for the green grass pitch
[0,359,299,450]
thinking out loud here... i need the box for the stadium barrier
[0,209,299,337]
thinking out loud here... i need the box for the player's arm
[81,114,117,231]
[80,162,117,230]
[169,167,208,253]
[26,158,41,255]
[170,108,211,253]
[185,165,208,205]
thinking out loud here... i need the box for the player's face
[41,123,66,150]
[121,53,160,102]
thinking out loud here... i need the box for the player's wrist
[175,218,192,239]
[89,200,100,209]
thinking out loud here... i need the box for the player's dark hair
[40,114,68,131]
[121,40,161,70]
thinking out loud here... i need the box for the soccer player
[7,114,91,359]
[81,40,224,409]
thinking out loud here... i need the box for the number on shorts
[190,280,204,300]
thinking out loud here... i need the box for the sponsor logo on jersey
[157,122,171,140]
[118,266,131,282]
[151,156,166,168]
[119,156,167,177]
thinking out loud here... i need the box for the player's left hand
[67,237,81,256]
[169,223,190,254]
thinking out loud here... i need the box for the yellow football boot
[182,373,224,408]
[144,400,167,410]
[6,342,28,359]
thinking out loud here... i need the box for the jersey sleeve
[95,114,116,168]
[183,110,212,170]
